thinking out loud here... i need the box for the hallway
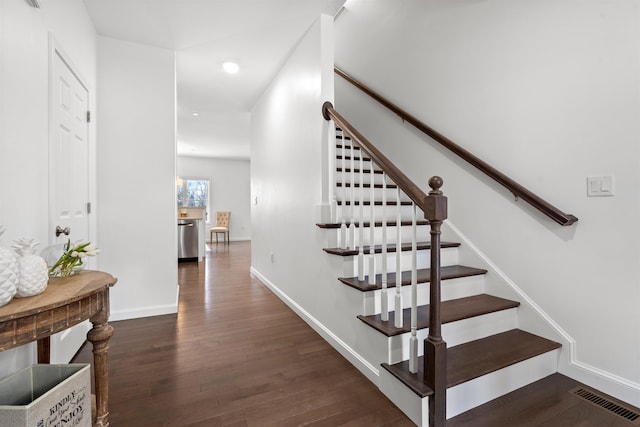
[74,241,412,426]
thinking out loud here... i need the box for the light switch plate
[587,175,614,197]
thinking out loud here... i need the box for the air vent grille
[570,387,640,424]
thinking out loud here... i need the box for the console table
[0,270,117,427]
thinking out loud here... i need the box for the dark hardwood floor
[73,241,640,426]
[73,241,413,426]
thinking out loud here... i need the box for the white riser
[334,172,388,186]
[362,275,485,316]
[336,204,416,221]
[379,349,560,426]
[337,224,431,247]
[335,188,413,203]
[385,308,518,364]
[340,246,460,277]
[448,349,559,417]
[363,308,518,365]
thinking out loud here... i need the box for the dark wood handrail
[335,67,578,227]
[323,102,430,212]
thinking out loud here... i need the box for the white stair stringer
[378,348,561,426]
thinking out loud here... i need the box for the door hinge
[87,202,92,214]
[86,110,91,123]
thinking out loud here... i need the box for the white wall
[0,0,97,376]
[177,156,251,240]
[335,0,640,404]
[97,36,178,321]
[252,14,381,374]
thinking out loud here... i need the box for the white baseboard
[207,236,251,243]
[110,303,178,322]
[562,360,640,407]
[250,266,380,383]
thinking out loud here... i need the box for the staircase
[316,121,562,426]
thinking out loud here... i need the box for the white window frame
[177,177,210,222]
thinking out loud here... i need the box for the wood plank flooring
[72,241,640,426]
[72,241,413,426]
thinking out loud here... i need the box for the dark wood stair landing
[338,264,486,292]
[382,329,561,398]
[448,373,640,427]
[358,294,519,336]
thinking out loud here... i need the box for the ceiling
[83,0,344,159]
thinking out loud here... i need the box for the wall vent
[570,387,640,424]
[25,0,41,8]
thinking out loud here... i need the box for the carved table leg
[87,289,114,427]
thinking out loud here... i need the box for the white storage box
[0,364,90,427]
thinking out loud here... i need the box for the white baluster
[409,203,418,373]
[394,186,403,328]
[348,142,356,249]
[368,162,376,286]
[380,173,388,322]
[340,132,347,249]
[358,152,365,281]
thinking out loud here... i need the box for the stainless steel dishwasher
[177,219,199,261]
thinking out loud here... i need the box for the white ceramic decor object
[13,238,48,297]
[0,227,18,306]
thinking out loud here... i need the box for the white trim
[207,237,251,243]
[250,266,380,383]
[563,360,640,407]
[109,304,178,322]
[445,220,640,406]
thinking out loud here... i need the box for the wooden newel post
[423,176,447,427]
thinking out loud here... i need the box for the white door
[50,49,89,246]
[48,42,91,364]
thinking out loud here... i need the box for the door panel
[49,45,91,364]
[51,50,89,245]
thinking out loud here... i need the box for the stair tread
[337,155,371,162]
[336,182,398,189]
[316,220,429,229]
[337,200,413,206]
[324,241,461,258]
[358,294,520,337]
[336,144,359,150]
[382,329,562,398]
[336,167,383,175]
[338,264,486,292]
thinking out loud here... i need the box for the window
[177,178,210,222]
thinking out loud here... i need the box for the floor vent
[570,387,640,424]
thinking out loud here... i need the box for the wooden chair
[210,211,231,244]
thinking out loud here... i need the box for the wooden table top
[0,270,117,322]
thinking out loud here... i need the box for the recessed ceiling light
[222,61,239,74]
[192,112,199,116]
